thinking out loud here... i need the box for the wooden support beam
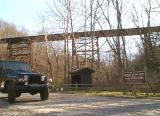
[0,26,160,44]
[7,41,32,64]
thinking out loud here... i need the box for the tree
[0,19,28,60]
[0,19,27,38]
[131,0,160,72]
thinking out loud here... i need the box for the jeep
[0,60,49,103]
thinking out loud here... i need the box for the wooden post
[144,66,149,96]
[123,72,127,95]
[133,83,137,96]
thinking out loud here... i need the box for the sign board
[123,71,146,84]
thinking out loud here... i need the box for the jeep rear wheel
[40,86,48,100]
[8,82,16,103]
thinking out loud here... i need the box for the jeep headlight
[41,75,46,82]
[0,82,4,88]
[23,75,29,82]
[18,75,29,82]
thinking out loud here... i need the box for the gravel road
[0,92,160,116]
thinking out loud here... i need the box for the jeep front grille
[28,75,41,84]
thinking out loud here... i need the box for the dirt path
[0,93,160,116]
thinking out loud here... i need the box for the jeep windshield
[0,61,31,72]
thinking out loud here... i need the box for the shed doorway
[71,75,81,87]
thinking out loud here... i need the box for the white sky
[0,0,46,34]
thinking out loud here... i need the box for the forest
[0,0,160,91]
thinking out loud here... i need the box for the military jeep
[0,60,49,103]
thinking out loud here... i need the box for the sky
[0,0,152,59]
[0,0,46,35]
[0,0,159,57]
[0,0,160,35]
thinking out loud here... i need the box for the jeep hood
[3,70,41,78]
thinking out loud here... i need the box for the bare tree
[131,0,160,72]
[0,20,28,60]
[96,0,129,82]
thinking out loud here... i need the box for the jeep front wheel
[40,86,48,100]
[16,92,21,97]
[8,82,16,103]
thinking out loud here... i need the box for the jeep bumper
[16,84,47,93]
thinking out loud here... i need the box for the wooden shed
[71,68,95,87]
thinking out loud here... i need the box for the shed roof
[71,67,95,74]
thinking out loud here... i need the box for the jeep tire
[8,82,16,103]
[40,86,48,100]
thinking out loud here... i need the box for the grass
[64,90,160,100]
